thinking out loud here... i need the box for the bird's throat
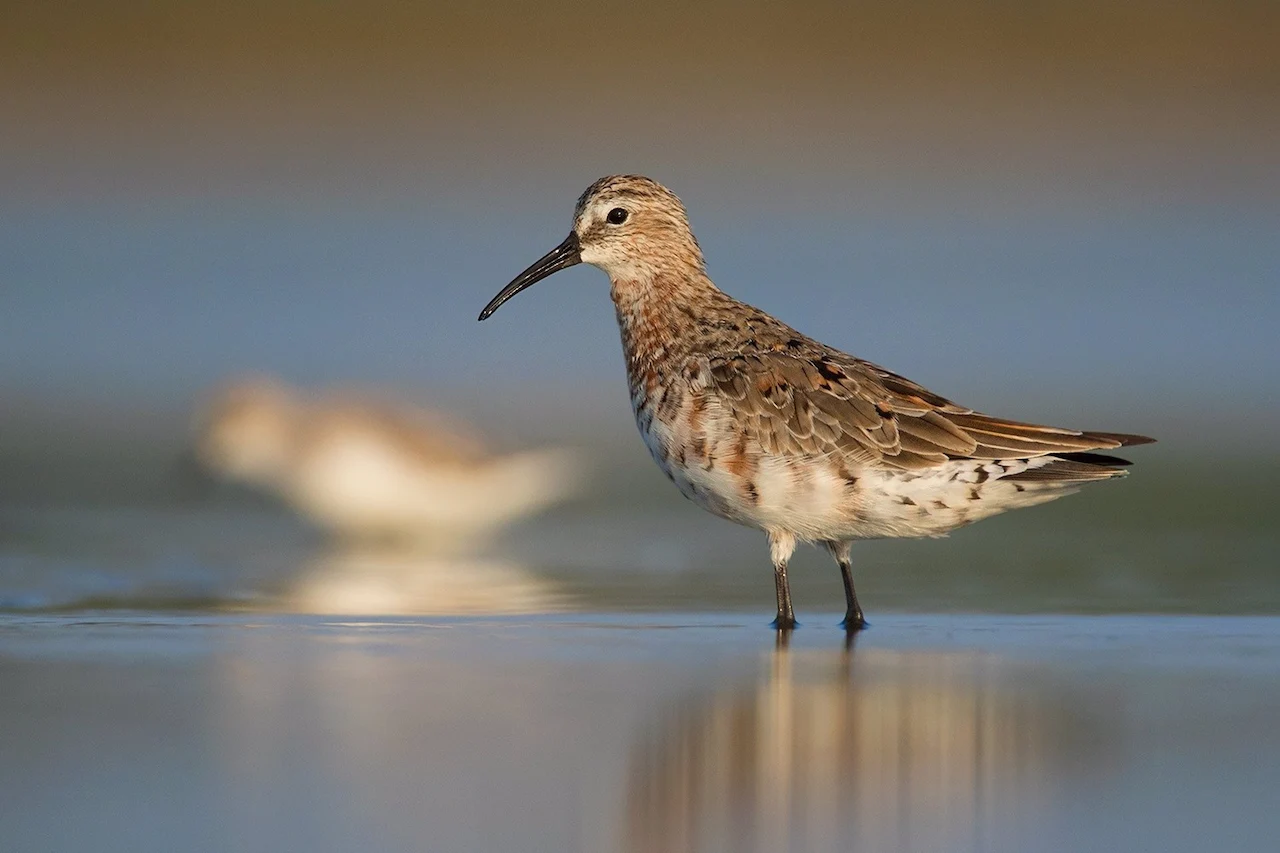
[610,272,718,386]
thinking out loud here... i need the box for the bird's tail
[1002,451,1135,484]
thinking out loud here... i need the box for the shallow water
[3,462,1279,616]
[3,466,1278,852]
[3,612,1278,853]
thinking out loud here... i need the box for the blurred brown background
[4,1,1277,203]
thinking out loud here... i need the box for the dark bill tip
[478,232,581,321]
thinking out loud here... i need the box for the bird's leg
[768,530,798,630]
[839,562,866,631]
[826,540,867,631]
[772,561,796,630]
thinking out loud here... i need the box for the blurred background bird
[193,376,585,547]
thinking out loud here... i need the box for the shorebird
[478,176,1153,630]
[194,377,583,544]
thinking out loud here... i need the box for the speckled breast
[628,366,742,521]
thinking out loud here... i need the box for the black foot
[771,615,798,631]
[841,613,868,631]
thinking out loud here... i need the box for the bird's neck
[611,269,722,385]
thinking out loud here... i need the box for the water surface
[3,613,1278,853]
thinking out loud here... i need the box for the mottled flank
[484,175,1154,629]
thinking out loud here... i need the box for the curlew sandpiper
[479,176,1152,630]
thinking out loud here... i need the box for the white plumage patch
[848,457,1076,540]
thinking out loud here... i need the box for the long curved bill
[478,232,581,321]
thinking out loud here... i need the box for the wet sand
[3,612,1278,853]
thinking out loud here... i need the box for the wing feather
[702,347,1153,471]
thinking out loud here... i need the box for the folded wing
[704,349,1153,480]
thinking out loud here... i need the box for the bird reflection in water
[280,545,570,615]
[624,634,1112,853]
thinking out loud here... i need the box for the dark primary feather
[1005,457,1128,482]
[1055,451,1135,466]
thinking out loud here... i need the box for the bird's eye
[606,208,628,225]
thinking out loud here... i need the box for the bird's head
[478,175,704,320]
